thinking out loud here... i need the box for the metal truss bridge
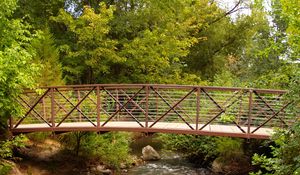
[9,84,299,139]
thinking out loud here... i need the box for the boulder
[141,145,160,161]
[212,156,252,175]
[90,165,112,175]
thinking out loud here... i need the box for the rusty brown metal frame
[101,87,144,127]
[199,88,246,133]
[10,84,295,139]
[253,91,287,126]
[85,94,111,119]
[14,89,51,128]
[160,91,194,123]
[251,101,293,133]
[119,90,145,113]
[55,87,96,127]
[149,87,196,130]
[17,97,51,127]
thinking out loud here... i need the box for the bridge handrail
[22,84,288,94]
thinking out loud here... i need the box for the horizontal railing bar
[21,84,287,93]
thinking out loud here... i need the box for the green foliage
[13,0,65,29]
[52,0,220,84]
[31,30,64,86]
[59,132,133,169]
[26,132,52,143]
[158,134,218,166]
[212,69,245,87]
[52,2,122,84]
[81,132,133,169]
[219,114,236,123]
[251,122,300,175]
[0,135,28,159]
[215,137,244,163]
[159,134,246,166]
[253,63,300,89]
[280,0,300,60]
[0,161,12,175]
[0,0,40,129]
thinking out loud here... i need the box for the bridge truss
[10,84,299,139]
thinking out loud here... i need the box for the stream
[128,134,216,175]
[127,153,215,175]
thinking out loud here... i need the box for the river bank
[1,132,260,175]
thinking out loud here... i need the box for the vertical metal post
[156,88,158,119]
[196,87,200,130]
[77,90,81,122]
[116,89,119,121]
[247,89,253,137]
[145,85,149,128]
[51,88,55,128]
[96,86,101,128]
[42,98,46,120]
[237,91,243,124]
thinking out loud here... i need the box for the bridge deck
[11,122,273,139]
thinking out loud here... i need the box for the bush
[59,131,133,169]
[251,122,300,175]
[158,134,218,166]
[215,137,244,163]
[0,161,12,175]
[158,134,246,166]
[26,132,52,143]
[0,135,28,159]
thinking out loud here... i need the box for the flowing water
[128,134,215,175]
[127,153,215,175]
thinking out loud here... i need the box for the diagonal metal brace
[101,87,144,127]
[149,87,195,130]
[56,87,96,127]
[18,97,51,127]
[253,91,287,126]
[251,101,293,133]
[14,89,51,128]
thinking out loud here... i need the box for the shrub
[158,134,218,166]
[0,135,28,159]
[0,161,12,175]
[251,122,300,175]
[59,131,133,169]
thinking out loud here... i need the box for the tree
[52,0,226,84]
[0,0,40,133]
[13,0,65,29]
[52,2,122,84]
[31,30,64,86]
[251,123,300,175]
[280,0,300,61]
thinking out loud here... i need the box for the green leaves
[59,132,133,169]
[280,0,300,60]
[0,135,28,159]
[0,0,40,129]
[251,123,300,174]
[52,2,122,83]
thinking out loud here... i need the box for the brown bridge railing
[9,84,299,139]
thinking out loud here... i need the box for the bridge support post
[77,90,81,122]
[97,86,101,128]
[145,85,149,128]
[247,89,253,138]
[196,87,200,130]
[51,88,55,128]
